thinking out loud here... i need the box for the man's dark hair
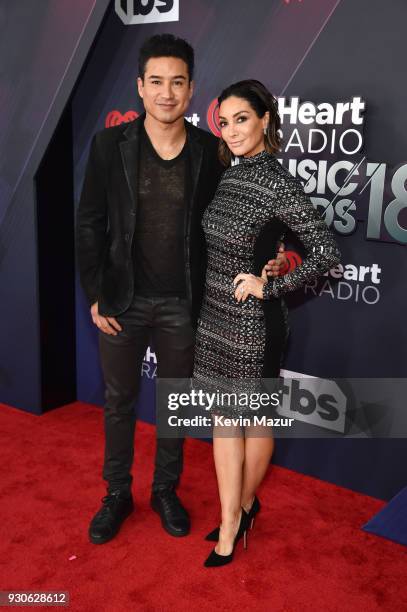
[138,34,194,81]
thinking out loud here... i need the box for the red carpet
[0,401,406,611]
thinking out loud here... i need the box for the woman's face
[218,96,269,158]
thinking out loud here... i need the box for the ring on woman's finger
[240,286,245,294]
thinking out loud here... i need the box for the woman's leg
[212,427,245,555]
[240,431,274,512]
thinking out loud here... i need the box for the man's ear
[137,76,144,99]
[189,79,195,100]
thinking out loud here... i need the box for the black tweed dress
[193,150,340,417]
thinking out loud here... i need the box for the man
[76,34,285,544]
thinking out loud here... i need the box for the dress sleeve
[263,175,341,300]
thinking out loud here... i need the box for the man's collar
[123,113,145,140]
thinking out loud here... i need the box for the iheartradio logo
[207,98,220,137]
[105,110,139,128]
[280,250,302,275]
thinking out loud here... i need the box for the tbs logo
[278,370,347,433]
[115,0,179,25]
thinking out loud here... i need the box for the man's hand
[91,302,122,336]
[261,243,287,281]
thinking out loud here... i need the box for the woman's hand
[233,273,266,302]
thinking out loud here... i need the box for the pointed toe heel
[204,509,250,568]
[205,527,219,542]
[204,495,260,541]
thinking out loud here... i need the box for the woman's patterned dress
[193,150,341,417]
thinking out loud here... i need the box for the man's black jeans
[98,296,195,494]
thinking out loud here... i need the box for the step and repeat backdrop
[73,0,407,499]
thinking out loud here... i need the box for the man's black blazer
[76,114,223,325]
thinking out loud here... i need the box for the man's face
[137,56,193,124]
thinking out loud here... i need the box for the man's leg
[89,297,152,544]
[99,328,150,492]
[150,297,195,536]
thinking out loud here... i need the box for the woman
[193,80,341,567]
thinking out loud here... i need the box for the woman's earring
[263,126,267,135]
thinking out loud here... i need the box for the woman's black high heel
[204,509,250,568]
[205,496,261,542]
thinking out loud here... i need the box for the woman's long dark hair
[217,79,281,166]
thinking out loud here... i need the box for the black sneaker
[89,490,134,544]
[151,488,190,537]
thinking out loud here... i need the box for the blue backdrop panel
[363,486,407,547]
[0,0,110,413]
